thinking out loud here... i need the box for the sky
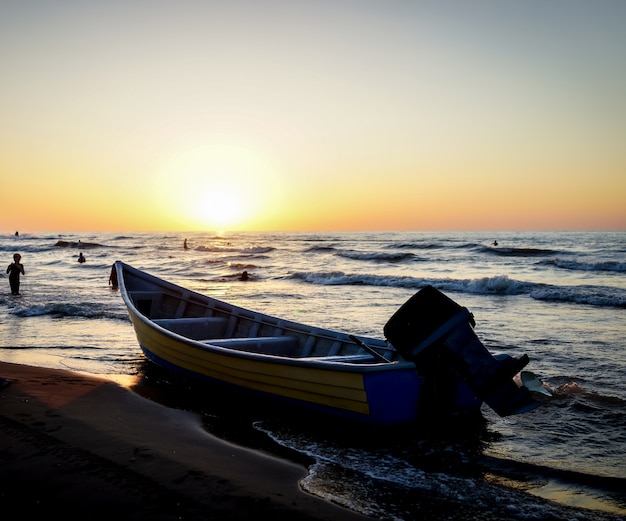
[1,0,625,232]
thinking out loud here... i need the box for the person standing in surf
[6,253,25,295]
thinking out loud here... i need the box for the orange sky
[1,1,625,232]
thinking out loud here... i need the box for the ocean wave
[196,246,274,255]
[242,247,274,254]
[483,246,557,256]
[529,285,626,308]
[290,271,532,293]
[0,244,53,253]
[226,262,257,270]
[386,241,446,250]
[8,302,128,320]
[54,240,103,249]
[541,258,626,273]
[256,416,626,521]
[0,233,42,239]
[335,250,416,262]
[305,245,337,252]
[290,271,626,308]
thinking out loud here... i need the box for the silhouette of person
[78,252,86,263]
[492,240,498,247]
[6,253,25,295]
[240,270,249,281]
[184,239,189,249]
[108,264,118,288]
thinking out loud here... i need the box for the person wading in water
[6,253,25,295]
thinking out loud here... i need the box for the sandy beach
[2,360,625,521]
[0,361,367,521]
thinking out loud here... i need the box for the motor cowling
[384,286,540,416]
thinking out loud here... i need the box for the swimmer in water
[6,253,25,295]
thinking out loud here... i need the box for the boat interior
[128,288,398,363]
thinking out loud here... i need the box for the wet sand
[0,361,366,521]
[1,361,623,521]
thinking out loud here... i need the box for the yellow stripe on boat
[130,312,370,414]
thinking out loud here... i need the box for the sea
[1,230,625,520]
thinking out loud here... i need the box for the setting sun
[194,185,245,229]
[153,142,281,230]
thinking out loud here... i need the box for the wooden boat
[116,261,542,426]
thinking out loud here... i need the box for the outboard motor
[384,286,540,417]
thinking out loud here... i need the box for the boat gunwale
[116,261,415,373]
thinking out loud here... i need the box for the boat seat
[204,336,300,356]
[302,354,378,364]
[153,317,228,340]
[130,291,162,299]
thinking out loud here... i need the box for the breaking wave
[290,271,626,308]
[482,246,557,257]
[335,250,416,262]
[540,258,626,273]
[8,302,128,320]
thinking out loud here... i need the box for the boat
[116,261,543,426]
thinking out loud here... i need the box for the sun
[194,184,246,229]
[155,142,280,230]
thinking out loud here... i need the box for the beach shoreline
[2,360,625,521]
[0,361,367,521]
